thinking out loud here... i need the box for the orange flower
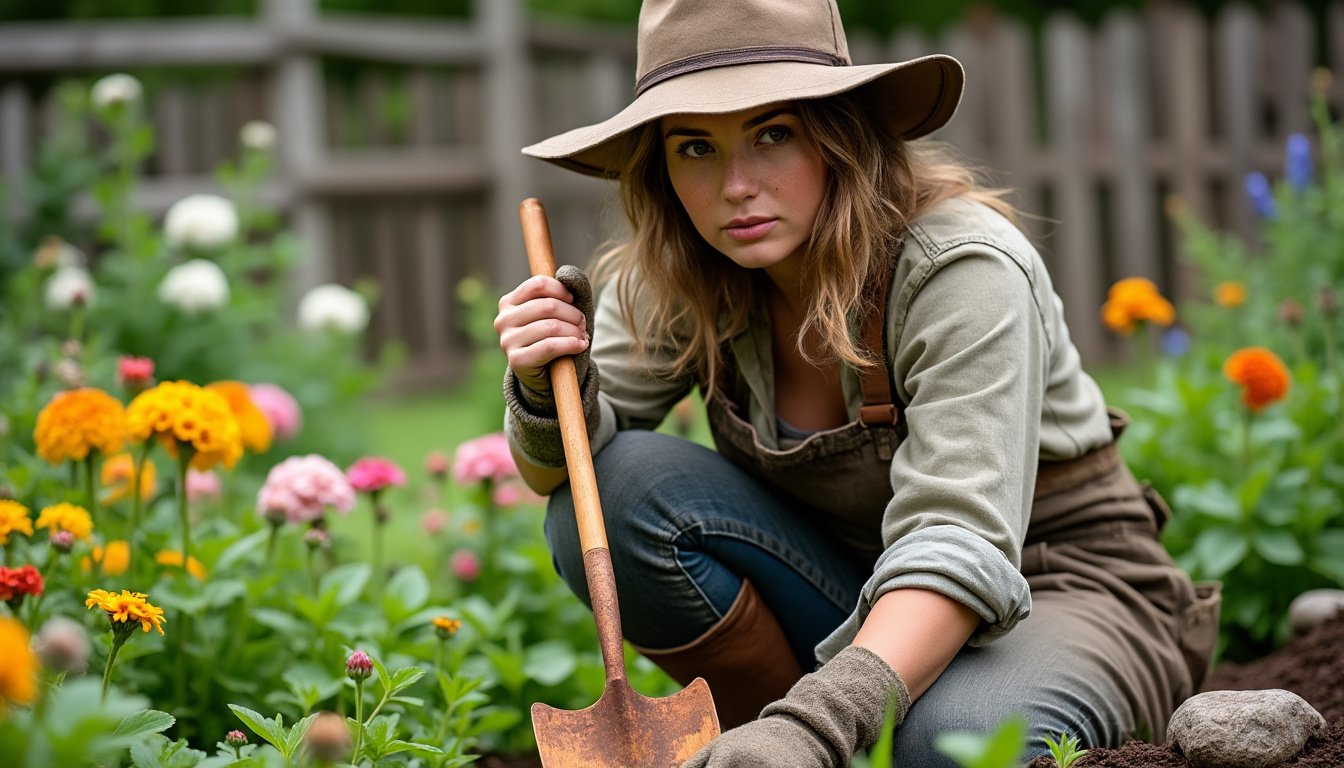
[36,503,94,542]
[1214,281,1246,308]
[1223,347,1291,411]
[126,381,242,471]
[0,501,33,546]
[82,540,131,576]
[1100,277,1176,334]
[206,381,273,454]
[0,617,37,712]
[33,388,127,464]
[85,589,166,635]
[154,549,206,580]
[100,454,157,505]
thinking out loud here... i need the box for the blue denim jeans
[545,430,1144,766]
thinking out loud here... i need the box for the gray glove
[503,265,600,468]
[681,646,909,768]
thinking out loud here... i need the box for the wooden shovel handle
[519,198,625,683]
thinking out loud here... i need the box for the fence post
[0,83,27,221]
[478,0,533,289]
[263,0,332,298]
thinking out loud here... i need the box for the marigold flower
[206,381,272,454]
[1213,281,1246,308]
[346,457,407,493]
[100,453,158,505]
[36,503,93,542]
[256,455,355,524]
[34,388,127,464]
[248,383,302,441]
[346,649,374,681]
[0,565,44,603]
[82,540,131,576]
[85,589,166,635]
[1100,277,1176,334]
[0,617,38,712]
[453,433,519,485]
[154,549,206,580]
[432,616,462,639]
[1223,347,1292,412]
[127,381,243,471]
[0,501,33,545]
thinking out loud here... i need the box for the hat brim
[523,54,963,178]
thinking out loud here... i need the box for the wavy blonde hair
[591,92,1020,390]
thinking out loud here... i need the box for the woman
[494,1,1219,765]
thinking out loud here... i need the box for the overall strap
[856,257,904,460]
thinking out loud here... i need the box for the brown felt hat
[522,0,964,178]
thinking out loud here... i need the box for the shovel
[520,198,721,767]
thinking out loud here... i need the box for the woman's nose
[721,154,759,203]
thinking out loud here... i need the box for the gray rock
[1288,589,1344,634]
[1168,689,1327,768]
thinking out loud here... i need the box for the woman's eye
[676,140,713,159]
[759,126,792,145]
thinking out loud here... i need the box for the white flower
[297,284,369,333]
[240,120,276,151]
[33,237,86,270]
[163,194,239,249]
[44,266,96,310]
[158,259,230,313]
[90,73,142,109]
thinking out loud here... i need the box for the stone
[1168,689,1327,768]
[1288,589,1344,634]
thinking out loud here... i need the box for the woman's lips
[723,218,777,241]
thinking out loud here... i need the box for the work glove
[503,265,600,468]
[681,646,909,768]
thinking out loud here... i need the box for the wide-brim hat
[523,0,964,179]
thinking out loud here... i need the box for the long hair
[590,92,1020,391]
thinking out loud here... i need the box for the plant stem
[352,679,365,761]
[371,492,383,605]
[177,449,193,566]
[1242,408,1254,474]
[128,443,150,569]
[84,455,98,529]
[101,633,125,701]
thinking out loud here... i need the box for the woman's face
[661,103,827,277]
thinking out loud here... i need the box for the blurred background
[0,0,1338,393]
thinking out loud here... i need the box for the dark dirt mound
[1029,616,1344,767]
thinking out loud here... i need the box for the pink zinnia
[345,649,373,681]
[346,457,406,494]
[421,508,448,536]
[452,433,518,486]
[186,469,222,503]
[255,454,355,524]
[116,356,155,391]
[425,450,450,479]
[248,383,302,441]
[449,549,480,582]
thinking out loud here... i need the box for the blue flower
[1245,172,1277,219]
[1285,133,1313,191]
[1160,326,1192,357]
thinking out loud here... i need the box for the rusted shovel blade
[532,677,719,767]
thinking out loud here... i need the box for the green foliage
[1114,82,1344,660]
[1042,731,1089,768]
[933,715,1028,768]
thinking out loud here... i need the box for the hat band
[634,46,848,97]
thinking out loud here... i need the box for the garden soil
[482,617,1344,768]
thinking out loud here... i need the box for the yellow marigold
[0,501,33,546]
[154,549,206,580]
[432,616,462,637]
[100,453,157,505]
[85,589,166,635]
[81,540,131,576]
[127,381,243,471]
[0,617,37,712]
[1224,347,1292,412]
[206,381,272,454]
[1100,277,1176,334]
[1214,281,1247,308]
[33,388,127,464]
[35,503,93,542]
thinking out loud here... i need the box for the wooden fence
[0,0,1340,388]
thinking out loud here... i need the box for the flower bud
[304,712,352,763]
[54,359,86,389]
[345,649,373,681]
[225,730,248,748]
[1319,287,1338,317]
[116,356,155,393]
[425,451,450,480]
[34,616,90,674]
[432,616,462,640]
[50,530,75,554]
[60,339,82,360]
[1279,298,1305,328]
[303,527,330,550]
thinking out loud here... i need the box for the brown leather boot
[632,579,805,729]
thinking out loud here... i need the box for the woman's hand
[495,272,591,399]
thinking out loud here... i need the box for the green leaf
[385,739,444,756]
[388,666,427,694]
[321,563,371,606]
[1193,526,1249,578]
[524,640,578,686]
[227,705,284,749]
[114,710,176,740]
[250,608,306,636]
[383,566,430,617]
[1172,482,1239,522]
[216,529,269,569]
[1251,529,1305,565]
[283,713,317,760]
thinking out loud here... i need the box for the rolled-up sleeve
[818,245,1045,661]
